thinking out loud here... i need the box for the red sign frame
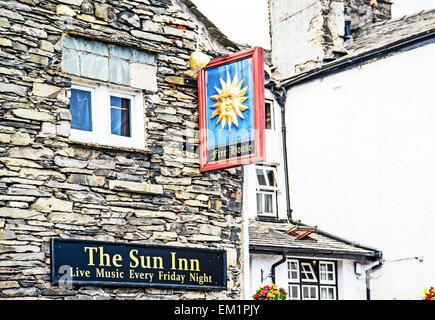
[198,47,265,172]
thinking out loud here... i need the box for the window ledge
[255,215,286,223]
[53,136,152,154]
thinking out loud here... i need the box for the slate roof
[249,220,381,262]
[347,7,435,56]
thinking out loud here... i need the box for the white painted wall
[243,90,287,221]
[286,42,435,300]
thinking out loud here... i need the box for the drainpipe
[271,252,287,283]
[270,85,294,223]
[363,253,383,300]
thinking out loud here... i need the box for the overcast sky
[192,0,435,50]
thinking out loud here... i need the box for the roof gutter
[250,244,380,261]
[314,226,381,255]
[280,27,435,89]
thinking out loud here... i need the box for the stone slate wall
[345,0,392,32]
[0,0,244,299]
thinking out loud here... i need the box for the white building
[243,53,382,300]
[262,0,435,300]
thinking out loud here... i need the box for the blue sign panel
[198,47,265,171]
[205,58,255,154]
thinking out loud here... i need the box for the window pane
[264,193,273,213]
[288,285,299,300]
[266,169,276,186]
[301,286,318,300]
[328,288,334,299]
[320,287,327,300]
[70,89,92,131]
[310,287,317,298]
[319,262,335,284]
[288,260,299,282]
[256,193,262,214]
[256,169,266,186]
[265,102,272,129]
[110,96,131,137]
[320,286,336,300]
[301,263,317,281]
[302,287,309,299]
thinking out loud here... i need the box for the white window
[288,284,300,300]
[287,260,299,283]
[264,100,275,130]
[319,261,335,284]
[256,165,279,216]
[69,81,145,149]
[286,259,338,300]
[302,285,318,300]
[300,262,317,282]
[320,286,336,300]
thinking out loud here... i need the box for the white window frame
[301,285,318,300]
[69,80,145,150]
[256,190,276,216]
[264,99,275,131]
[300,262,317,282]
[319,261,336,285]
[320,286,336,300]
[255,165,279,217]
[286,259,338,300]
[255,165,279,191]
[288,284,300,300]
[287,259,300,283]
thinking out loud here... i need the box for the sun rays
[210,72,249,131]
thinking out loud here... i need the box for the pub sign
[51,238,227,290]
[198,47,265,171]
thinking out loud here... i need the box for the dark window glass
[256,169,267,185]
[265,102,272,129]
[70,89,92,131]
[110,96,131,137]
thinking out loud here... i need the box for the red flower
[255,293,259,299]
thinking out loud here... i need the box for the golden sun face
[210,72,249,131]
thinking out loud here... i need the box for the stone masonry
[268,0,393,78]
[0,0,244,299]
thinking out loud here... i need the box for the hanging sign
[198,47,265,171]
[51,238,227,290]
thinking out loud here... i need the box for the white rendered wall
[243,90,287,221]
[286,42,435,300]
[243,90,286,298]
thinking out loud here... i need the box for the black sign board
[51,238,227,290]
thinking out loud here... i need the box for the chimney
[345,0,393,36]
[268,0,392,79]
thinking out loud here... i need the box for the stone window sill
[53,136,152,155]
